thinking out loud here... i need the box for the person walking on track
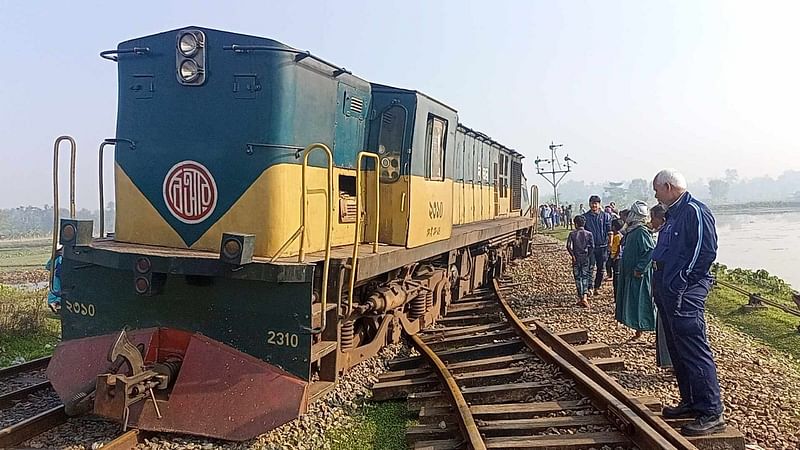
[582,195,613,295]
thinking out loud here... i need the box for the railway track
[0,356,69,448]
[373,279,746,449]
[0,356,156,449]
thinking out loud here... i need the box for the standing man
[582,195,613,295]
[564,205,573,230]
[651,169,724,436]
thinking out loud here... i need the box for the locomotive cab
[367,85,457,247]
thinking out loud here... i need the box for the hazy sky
[1,1,798,209]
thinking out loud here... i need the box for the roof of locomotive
[457,123,523,158]
[371,83,459,114]
[117,26,371,85]
[371,83,521,158]
[117,27,521,159]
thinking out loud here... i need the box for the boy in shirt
[566,215,594,308]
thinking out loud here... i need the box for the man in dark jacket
[651,169,724,436]
[582,195,612,294]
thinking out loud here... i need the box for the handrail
[98,138,136,238]
[223,45,351,77]
[99,47,150,62]
[305,144,333,334]
[268,144,334,333]
[347,152,381,315]
[50,136,77,295]
[530,184,539,232]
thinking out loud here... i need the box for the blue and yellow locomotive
[47,26,534,440]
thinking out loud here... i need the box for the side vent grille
[382,111,393,125]
[349,97,364,115]
[339,194,358,223]
[511,161,522,211]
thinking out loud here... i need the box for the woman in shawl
[615,201,656,339]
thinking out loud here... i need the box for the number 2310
[267,330,299,348]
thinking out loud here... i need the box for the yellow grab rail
[50,136,77,295]
[269,143,334,333]
[347,152,380,315]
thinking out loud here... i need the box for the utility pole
[534,142,576,206]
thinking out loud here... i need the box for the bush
[0,285,50,335]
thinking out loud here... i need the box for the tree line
[0,203,115,240]
[548,169,800,207]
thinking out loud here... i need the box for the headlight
[175,29,206,86]
[179,59,201,82]
[178,32,200,56]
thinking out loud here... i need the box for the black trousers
[588,246,608,290]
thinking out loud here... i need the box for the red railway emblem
[163,161,218,224]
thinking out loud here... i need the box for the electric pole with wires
[534,142,576,206]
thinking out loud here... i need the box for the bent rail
[402,325,486,450]
[491,279,696,450]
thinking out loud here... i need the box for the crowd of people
[538,203,574,229]
[564,169,725,437]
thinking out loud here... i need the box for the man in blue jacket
[582,195,612,295]
[651,169,724,436]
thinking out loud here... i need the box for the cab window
[425,115,447,181]
[377,105,406,182]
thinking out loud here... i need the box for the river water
[714,208,799,289]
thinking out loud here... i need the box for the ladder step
[311,303,338,328]
[311,340,338,362]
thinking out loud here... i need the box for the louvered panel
[349,96,364,115]
[511,161,522,210]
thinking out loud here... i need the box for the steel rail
[0,356,51,378]
[404,330,486,450]
[0,381,52,409]
[491,279,696,450]
[0,405,67,448]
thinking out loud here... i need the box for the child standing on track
[566,215,594,308]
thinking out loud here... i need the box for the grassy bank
[706,284,800,360]
[0,284,60,366]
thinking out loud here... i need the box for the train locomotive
[46,26,535,441]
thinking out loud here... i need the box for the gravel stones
[508,234,800,449]
[0,388,61,428]
[0,367,47,395]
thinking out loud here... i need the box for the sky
[1,0,799,209]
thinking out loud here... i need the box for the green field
[0,238,51,273]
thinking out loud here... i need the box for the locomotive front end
[45,26,352,440]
